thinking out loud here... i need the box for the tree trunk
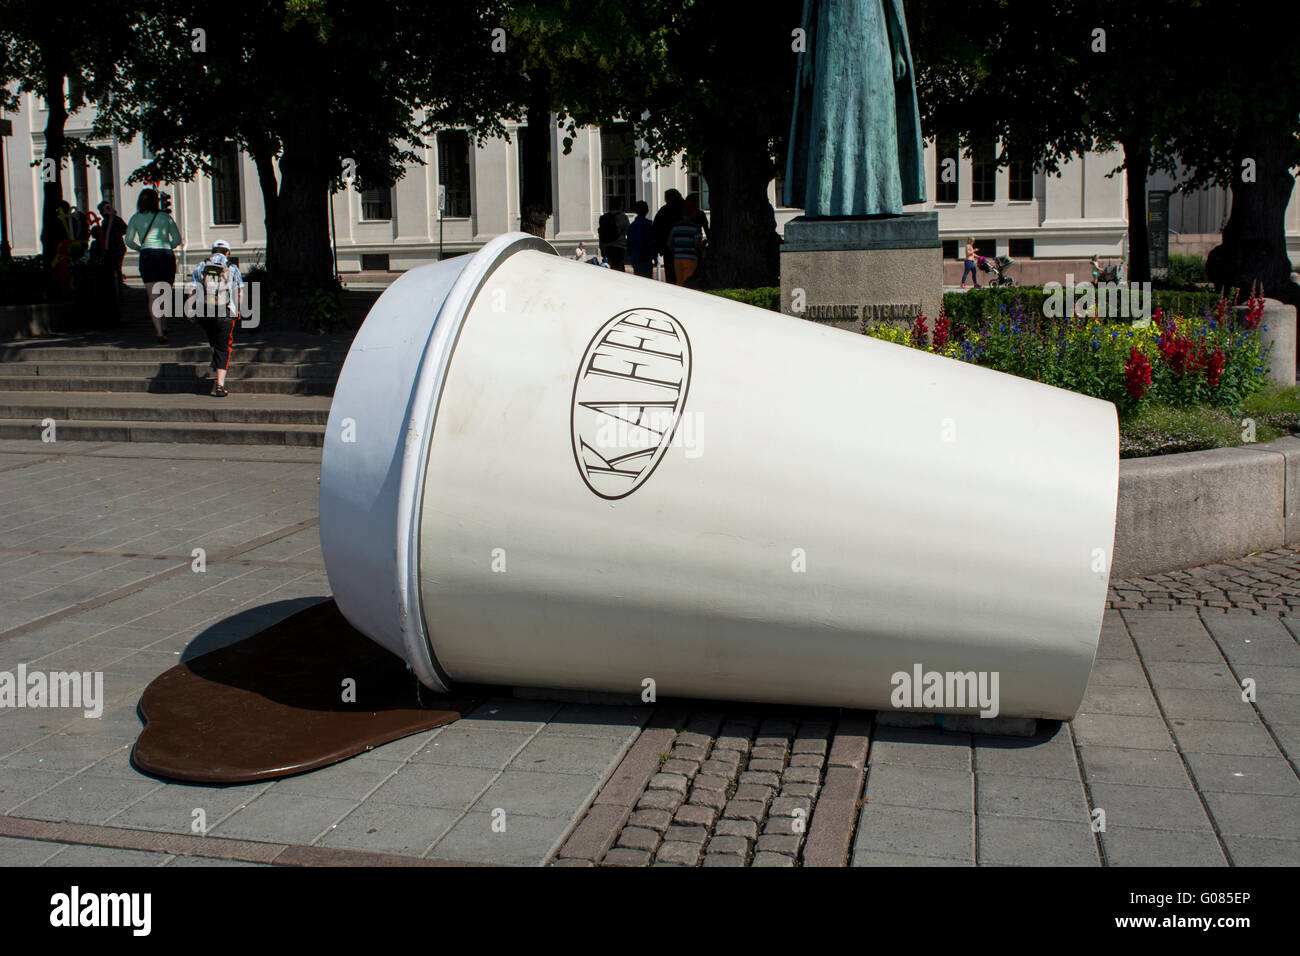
[39,56,68,267]
[267,139,336,329]
[519,74,552,238]
[1122,138,1150,285]
[249,135,279,272]
[1207,124,1300,306]
[700,135,777,289]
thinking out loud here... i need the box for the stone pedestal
[779,213,943,333]
[1235,299,1297,386]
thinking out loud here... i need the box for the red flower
[1159,330,1193,377]
[933,310,950,351]
[1206,348,1226,387]
[1214,299,1227,325]
[911,313,929,350]
[1125,348,1152,401]
[1243,295,1264,330]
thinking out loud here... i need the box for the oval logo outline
[570,308,692,500]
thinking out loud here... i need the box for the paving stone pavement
[1,439,1297,866]
[0,440,641,866]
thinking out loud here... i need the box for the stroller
[978,255,1015,287]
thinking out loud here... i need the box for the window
[360,187,392,221]
[437,130,472,217]
[361,254,390,272]
[942,239,958,259]
[975,237,998,258]
[73,155,89,212]
[1008,160,1034,202]
[685,164,710,211]
[971,147,996,203]
[95,146,115,210]
[601,124,636,213]
[210,145,242,225]
[1009,238,1034,258]
[934,137,959,203]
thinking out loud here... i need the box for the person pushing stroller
[189,239,244,397]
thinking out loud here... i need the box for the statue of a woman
[784,0,927,217]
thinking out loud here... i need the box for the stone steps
[0,331,345,442]
[0,361,342,380]
[0,345,349,363]
[0,375,337,396]
[0,417,324,446]
[0,392,329,426]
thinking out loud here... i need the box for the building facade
[3,85,1297,285]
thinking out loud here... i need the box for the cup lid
[319,233,556,689]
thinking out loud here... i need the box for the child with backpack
[189,240,244,397]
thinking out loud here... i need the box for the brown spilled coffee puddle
[133,599,476,784]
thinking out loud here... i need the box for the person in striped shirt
[668,199,704,285]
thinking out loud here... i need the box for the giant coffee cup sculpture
[319,235,1118,721]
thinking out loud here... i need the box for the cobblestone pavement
[2,439,1297,867]
[557,596,1300,866]
[1108,548,1300,615]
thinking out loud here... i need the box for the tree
[911,0,1187,283]
[98,0,497,325]
[1153,4,1300,305]
[0,0,136,264]
[629,0,800,288]
[456,2,668,238]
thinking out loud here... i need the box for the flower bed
[866,293,1282,457]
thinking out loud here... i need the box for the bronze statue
[785,0,927,217]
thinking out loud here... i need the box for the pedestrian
[124,188,183,343]
[96,201,128,299]
[597,208,629,271]
[669,198,705,286]
[684,192,711,247]
[961,236,980,289]
[626,200,655,278]
[189,239,243,398]
[573,241,588,261]
[652,188,684,283]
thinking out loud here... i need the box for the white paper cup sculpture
[319,234,1119,721]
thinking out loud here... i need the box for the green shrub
[942,287,1223,324]
[707,287,781,311]
[1165,253,1208,288]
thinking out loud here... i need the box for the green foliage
[1242,384,1300,433]
[1163,254,1208,288]
[705,287,780,311]
[1118,404,1276,459]
[941,288,1223,326]
[0,255,52,305]
[874,297,1270,420]
[943,288,1047,326]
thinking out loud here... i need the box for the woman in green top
[124,188,183,343]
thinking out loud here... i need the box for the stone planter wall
[1114,436,1300,577]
